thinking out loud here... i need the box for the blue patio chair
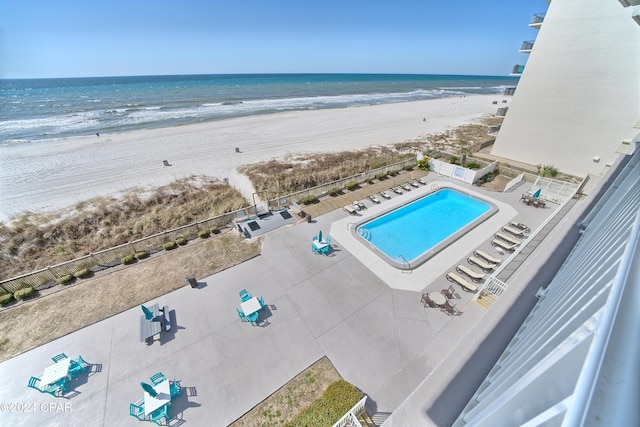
[141,304,154,320]
[150,372,167,386]
[129,401,146,421]
[239,289,252,302]
[236,308,247,322]
[68,354,89,378]
[170,379,182,398]
[321,237,331,255]
[28,376,67,397]
[258,296,265,308]
[52,353,68,363]
[150,403,171,426]
[311,242,322,255]
[247,311,259,325]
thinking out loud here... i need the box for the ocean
[0,73,517,145]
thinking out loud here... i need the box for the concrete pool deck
[330,181,518,292]
[0,175,563,427]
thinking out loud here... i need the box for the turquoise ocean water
[0,74,517,145]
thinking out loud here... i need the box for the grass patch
[0,176,248,280]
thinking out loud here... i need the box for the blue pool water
[356,189,492,266]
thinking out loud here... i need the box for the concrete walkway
[0,174,560,427]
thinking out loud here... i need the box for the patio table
[144,378,171,416]
[428,292,447,307]
[241,297,262,316]
[41,358,71,386]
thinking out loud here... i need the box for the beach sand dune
[0,95,499,223]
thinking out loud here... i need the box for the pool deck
[0,174,568,427]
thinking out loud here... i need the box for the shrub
[387,170,398,177]
[135,251,149,260]
[56,274,74,285]
[285,380,363,427]
[345,181,359,191]
[466,162,481,169]
[198,229,210,238]
[417,157,431,171]
[0,293,14,306]
[327,187,342,197]
[449,157,458,164]
[375,172,387,180]
[176,236,188,246]
[403,165,414,171]
[300,195,319,205]
[366,178,373,184]
[537,164,559,178]
[74,268,91,279]
[121,255,135,265]
[211,227,221,234]
[163,241,177,251]
[14,287,34,300]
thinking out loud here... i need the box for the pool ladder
[431,183,440,192]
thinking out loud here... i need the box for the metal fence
[266,158,417,211]
[0,207,257,295]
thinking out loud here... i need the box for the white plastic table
[144,379,171,415]
[428,292,447,306]
[41,358,71,386]
[241,297,261,316]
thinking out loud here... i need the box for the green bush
[163,241,177,251]
[417,157,431,171]
[345,181,359,191]
[56,274,74,285]
[285,380,363,427]
[300,195,319,205]
[0,293,14,306]
[198,229,210,238]
[387,170,398,177]
[14,287,34,300]
[375,172,387,180]
[135,251,149,260]
[466,162,481,169]
[537,164,559,178]
[74,268,91,279]
[121,255,136,265]
[449,157,458,164]
[327,187,342,197]
[403,165,414,171]
[176,236,188,246]
[211,227,221,234]
[366,178,373,184]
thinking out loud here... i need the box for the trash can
[306,214,312,223]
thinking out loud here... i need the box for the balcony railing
[529,12,546,28]
[618,0,640,7]
[504,87,516,96]
[511,64,525,75]
[520,40,535,52]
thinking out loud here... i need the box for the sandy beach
[0,95,500,223]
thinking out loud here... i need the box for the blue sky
[0,0,544,79]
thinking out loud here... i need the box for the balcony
[529,12,546,29]
[504,87,516,96]
[618,0,640,6]
[511,65,525,76]
[633,6,640,26]
[519,40,535,53]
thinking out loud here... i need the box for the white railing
[333,396,368,427]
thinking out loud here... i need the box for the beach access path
[0,95,501,223]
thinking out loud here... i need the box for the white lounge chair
[353,200,366,210]
[410,180,420,188]
[474,249,502,264]
[392,187,403,194]
[418,178,427,185]
[502,225,526,237]
[344,205,357,215]
[456,264,486,282]
[380,192,391,199]
[494,232,520,246]
[467,256,496,272]
[446,272,477,292]
[491,239,517,252]
[401,183,411,191]
[369,195,381,204]
[509,221,530,232]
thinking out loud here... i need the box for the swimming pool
[354,188,497,269]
